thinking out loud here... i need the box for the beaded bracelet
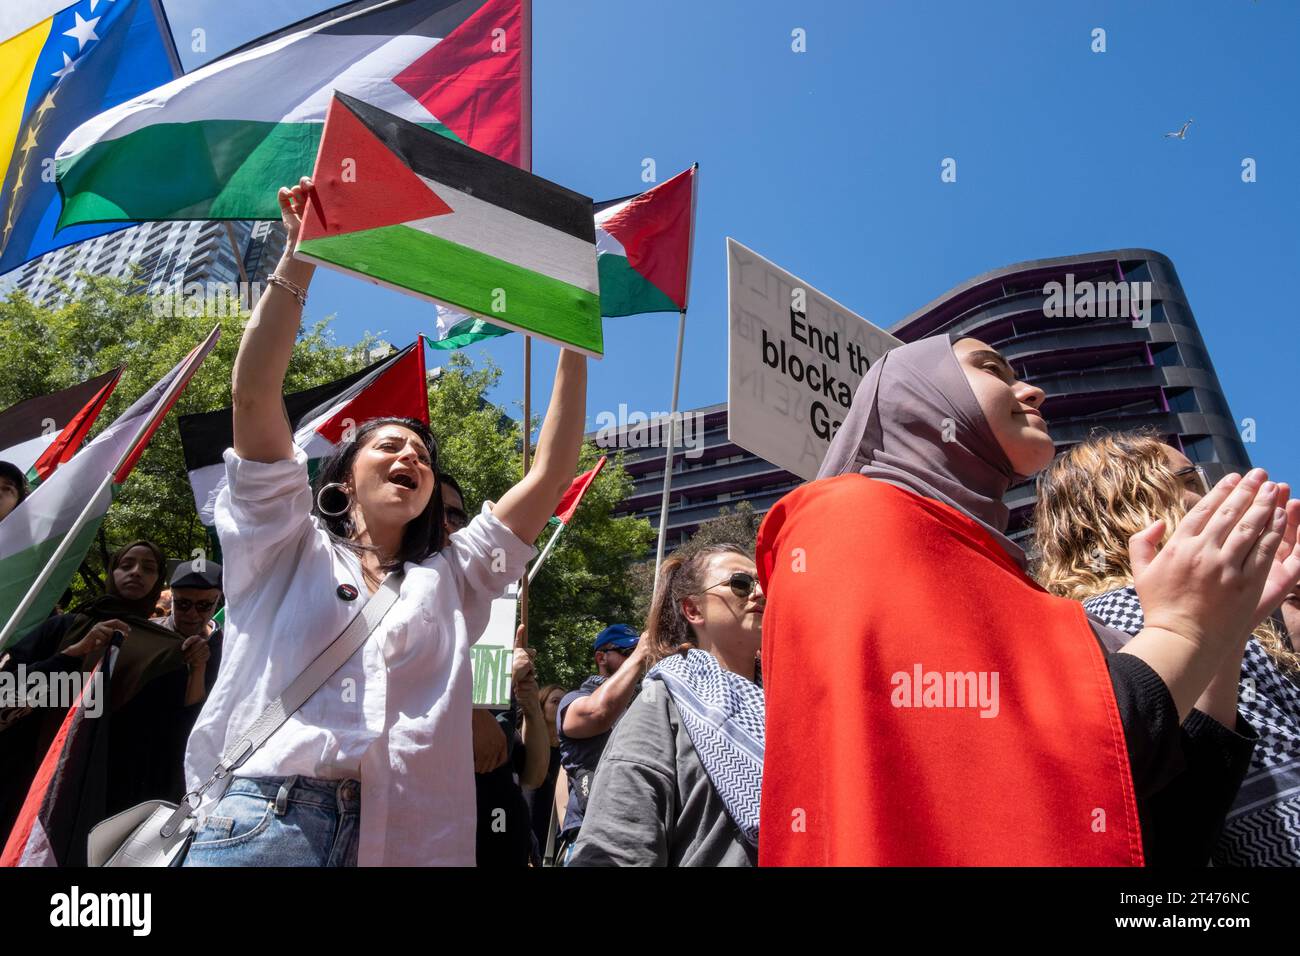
[266,272,308,307]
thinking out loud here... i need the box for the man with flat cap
[154,559,224,699]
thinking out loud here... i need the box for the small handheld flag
[528,456,606,584]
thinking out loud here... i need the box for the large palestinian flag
[0,366,123,487]
[295,93,601,355]
[55,0,531,226]
[0,328,220,651]
[179,339,428,526]
[430,165,697,350]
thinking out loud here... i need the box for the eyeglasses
[174,598,217,614]
[444,507,469,531]
[600,644,634,656]
[701,571,759,600]
[1171,464,1210,497]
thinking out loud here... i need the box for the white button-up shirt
[183,446,534,865]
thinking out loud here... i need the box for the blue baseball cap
[594,624,639,651]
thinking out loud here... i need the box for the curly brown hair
[1033,430,1299,675]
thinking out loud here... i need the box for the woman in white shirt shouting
[180,178,587,867]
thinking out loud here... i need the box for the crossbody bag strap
[161,573,402,838]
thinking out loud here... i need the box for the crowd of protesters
[2,180,1298,868]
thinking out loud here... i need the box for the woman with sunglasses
[1034,431,1300,866]
[756,335,1300,866]
[569,544,765,867]
[179,178,588,867]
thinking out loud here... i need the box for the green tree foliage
[627,500,763,623]
[429,352,655,689]
[1,279,655,689]
[0,277,370,600]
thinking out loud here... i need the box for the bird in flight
[1164,119,1193,140]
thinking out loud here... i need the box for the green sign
[471,593,518,708]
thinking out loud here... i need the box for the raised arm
[491,348,587,543]
[231,178,316,464]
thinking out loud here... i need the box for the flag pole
[653,310,686,580]
[652,163,699,584]
[0,326,221,650]
[0,470,114,651]
[527,521,565,584]
[516,2,534,649]
[518,336,531,647]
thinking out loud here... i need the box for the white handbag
[87,574,401,867]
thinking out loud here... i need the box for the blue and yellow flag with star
[0,0,174,275]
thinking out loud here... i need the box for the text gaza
[760,306,876,441]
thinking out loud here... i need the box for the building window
[1183,436,1218,463]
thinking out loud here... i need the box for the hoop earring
[316,482,352,518]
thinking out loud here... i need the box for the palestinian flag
[528,456,606,584]
[55,0,531,226]
[596,164,697,317]
[0,367,123,487]
[296,93,601,355]
[554,456,606,525]
[0,328,220,651]
[0,640,114,867]
[179,338,428,526]
[429,166,697,350]
[428,307,511,351]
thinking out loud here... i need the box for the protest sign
[471,586,519,709]
[726,238,901,480]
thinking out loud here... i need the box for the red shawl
[756,475,1143,866]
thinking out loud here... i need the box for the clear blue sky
[166,0,1298,480]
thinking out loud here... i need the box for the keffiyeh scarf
[646,648,765,847]
[1086,585,1300,866]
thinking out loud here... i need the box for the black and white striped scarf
[646,649,765,847]
[1085,585,1300,867]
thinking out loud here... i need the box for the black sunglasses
[702,571,758,599]
[175,598,217,614]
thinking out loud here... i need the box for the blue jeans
[180,775,360,867]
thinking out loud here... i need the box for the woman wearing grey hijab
[756,334,1300,866]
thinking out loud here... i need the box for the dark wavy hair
[310,417,445,572]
